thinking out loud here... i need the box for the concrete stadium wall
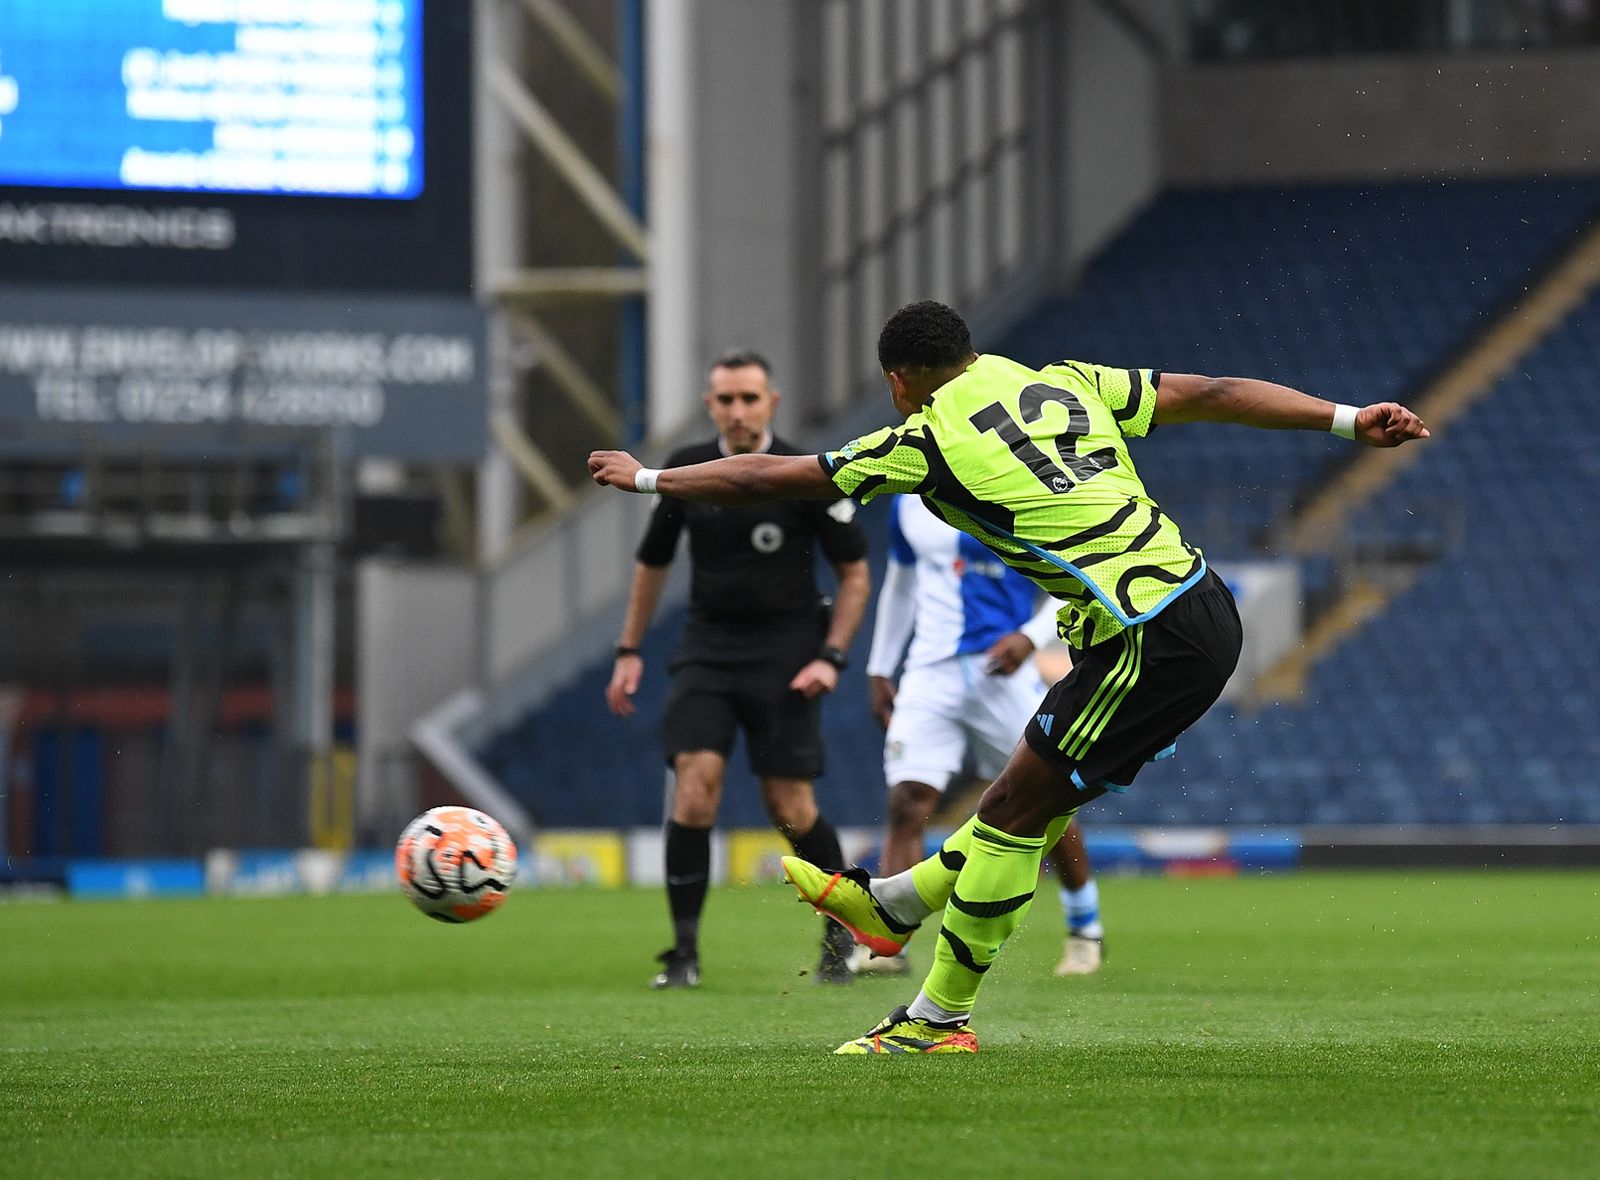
[1058,0,1183,273]
[647,0,812,440]
[1165,49,1600,186]
[355,560,478,836]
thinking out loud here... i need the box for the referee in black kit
[606,350,871,988]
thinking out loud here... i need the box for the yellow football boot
[780,856,917,959]
[834,1005,979,1055]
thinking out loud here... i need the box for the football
[395,806,518,923]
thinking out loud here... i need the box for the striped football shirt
[820,353,1204,650]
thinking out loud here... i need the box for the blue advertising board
[67,857,206,898]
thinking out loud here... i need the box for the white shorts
[883,654,1048,792]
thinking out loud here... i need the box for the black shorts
[662,630,825,779]
[1023,568,1242,799]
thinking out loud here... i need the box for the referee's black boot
[650,945,701,989]
[815,921,855,985]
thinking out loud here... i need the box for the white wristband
[1330,404,1358,440]
[634,467,660,493]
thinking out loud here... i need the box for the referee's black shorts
[1023,568,1242,797]
[662,626,826,779]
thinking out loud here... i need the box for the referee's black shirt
[637,436,869,665]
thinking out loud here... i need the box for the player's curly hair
[876,300,973,372]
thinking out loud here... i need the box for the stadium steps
[1286,212,1600,554]
[1245,576,1406,705]
[1245,205,1600,703]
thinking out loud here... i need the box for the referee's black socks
[789,815,845,873]
[664,820,712,952]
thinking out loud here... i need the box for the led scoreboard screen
[0,0,470,293]
[0,0,424,200]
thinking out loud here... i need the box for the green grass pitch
[3,870,1597,1179]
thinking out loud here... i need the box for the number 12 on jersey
[969,383,1116,494]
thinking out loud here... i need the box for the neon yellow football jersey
[820,353,1204,649]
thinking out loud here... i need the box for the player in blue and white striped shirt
[861,494,1104,977]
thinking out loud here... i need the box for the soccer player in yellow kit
[589,300,1428,1054]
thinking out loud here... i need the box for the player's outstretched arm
[588,450,840,503]
[1153,373,1429,448]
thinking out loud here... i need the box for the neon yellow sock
[921,819,1047,1015]
[909,816,976,911]
[907,809,1077,912]
[1043,809,1078,847]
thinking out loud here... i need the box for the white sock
[1062,879,1102,940]
[870,869,933,926]
[907,990,969,1026]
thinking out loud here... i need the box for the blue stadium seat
[1000,178,1600,557]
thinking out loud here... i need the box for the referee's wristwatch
[614,644,641,658]
[818,645,849,672]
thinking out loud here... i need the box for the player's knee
[975,794,1018,833]
[975,779,1049,837]
[886,781,939,833]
